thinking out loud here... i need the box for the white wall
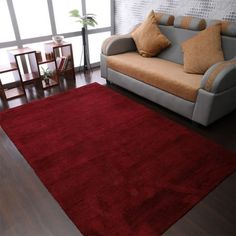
[115,0,236,34]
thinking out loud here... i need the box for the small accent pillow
[174,16,206,31]
[132,10,171,57]
[207,20,236,37]
[155,12,175,26]
[181,24,224,74]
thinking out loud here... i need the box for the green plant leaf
[69,9,80,18]
[69,8,97,28]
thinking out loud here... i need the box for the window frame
[0,0,115,70]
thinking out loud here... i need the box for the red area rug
[0,83,236,236]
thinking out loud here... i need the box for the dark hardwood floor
[0,128,82,236]
[0,68,235,236]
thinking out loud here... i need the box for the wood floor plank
[0,128,82,236]
[163,172,236,236]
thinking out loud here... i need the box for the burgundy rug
[0,83,236,236]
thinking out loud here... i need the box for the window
[88,32,111,64]
[0,47,16,65]
[24,42,50,54]
[0,0,113,69]
[0,47,17,84]
[0,0,15,42]
[52,0,83,34]
[13,0,52,39]
[66,36,83,67]
[86,0,111,29]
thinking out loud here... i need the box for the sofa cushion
[107,52,202,102]
[155,12,175,26]
[131,10,171,57]
[174,16,206,31]
[207,20,236,37]
[181,24,224,74]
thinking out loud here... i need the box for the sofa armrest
[101,34,137,56]
[201,58,236,93]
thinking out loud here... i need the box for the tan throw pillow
[181,24,224,74]
[132,10,171,57]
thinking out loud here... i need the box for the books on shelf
[56,56,71,72]
[56,56,65,71]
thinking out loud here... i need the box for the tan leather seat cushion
[107,52,202,102]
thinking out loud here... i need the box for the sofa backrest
[158,25,236,65]
[158,25,196,64]
[221,36,236,60]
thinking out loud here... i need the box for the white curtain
[115,0,236,34]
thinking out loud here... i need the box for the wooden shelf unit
[39,42,75,90]
[0,47,41,100]
[10,48,41,84]
[0,63,18,73]
[4,87,25,100]
[41,76,58,89]
[0,62,26,101]
[21,72,40,83]
[0,42,75,100]
[38,59,55,65]
[44,42,75,80]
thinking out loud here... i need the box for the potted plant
[41,67,53,85]
[69,9,97,71]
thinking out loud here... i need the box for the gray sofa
[100,16,236,126]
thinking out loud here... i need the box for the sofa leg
[106,79,111,85]
[191,120,203,128]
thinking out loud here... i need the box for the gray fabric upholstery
[173,16,182,28]
[223,23,236,37]
[157,13,174,26]
[213,65,236,92]
[201,62,236,93]
[222,36,236,60]
[193,88,236,125]
[100,54,108,79]
[102,35,136,56]
[108,69,195,119]
[158,25,198,64]
[206,19,221,27]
